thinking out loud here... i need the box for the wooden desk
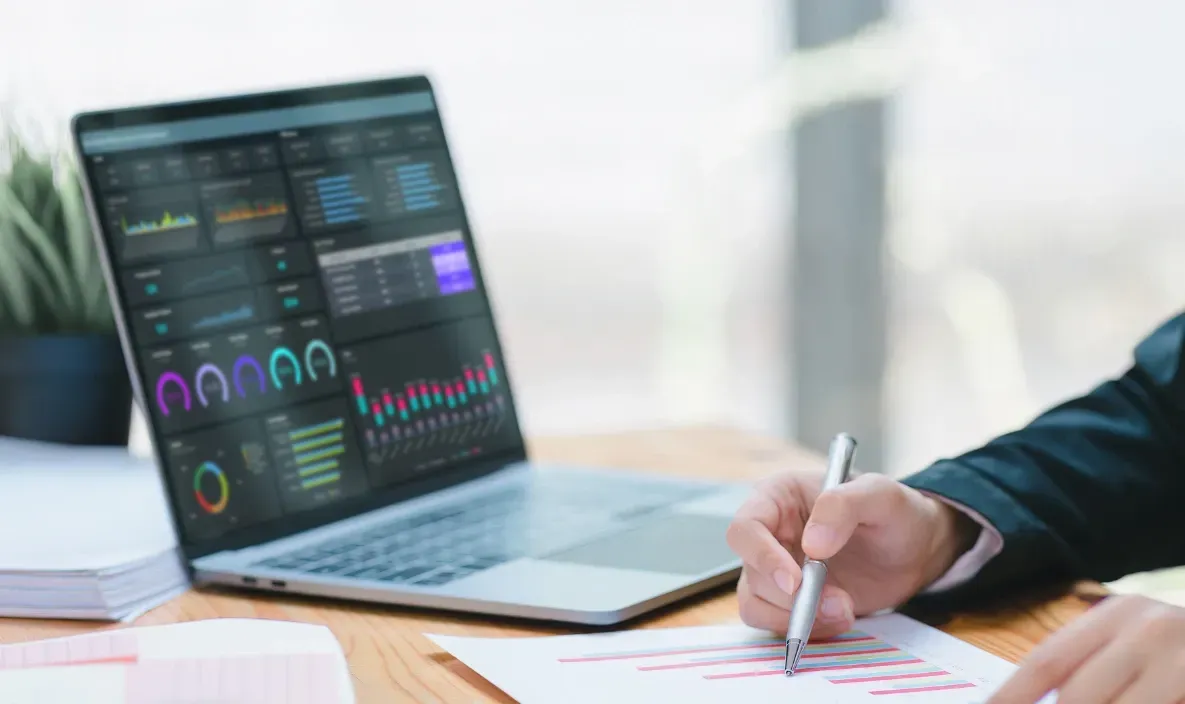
[0,427,1096,702]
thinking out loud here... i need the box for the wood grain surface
[0,426,1096,702]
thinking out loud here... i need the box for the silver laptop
[71,76,746,625]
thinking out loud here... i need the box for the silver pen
[784,432,858,675]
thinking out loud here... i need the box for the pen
[784,432,858,676]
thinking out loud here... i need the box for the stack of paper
[0,618,355,703]
[0,436,187,620]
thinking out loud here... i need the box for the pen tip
[784,638,804,676]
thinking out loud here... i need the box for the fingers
[810,584,857,640]
[738,568,855,639]
[1113,657,1185,704]
[1053,627,1148,703]
[727,492,802,593]
[744,562,794,611]
[737,570,791,633]
[988,596,1141,703]
[801,474,907,560]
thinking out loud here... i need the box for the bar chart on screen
[430,614,1049,704]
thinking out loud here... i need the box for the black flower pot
[0,334,132,446]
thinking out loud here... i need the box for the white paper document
[0,618,355,704]
[432,613,1057,703]
[0,437,176,571]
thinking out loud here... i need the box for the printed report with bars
[430,613,1059,703]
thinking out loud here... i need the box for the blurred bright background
[1,0,1182,486]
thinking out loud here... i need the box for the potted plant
[0,128,132,445]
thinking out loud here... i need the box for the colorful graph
[193,461,229,515]
[349,351,507,465]
[122,211,198,236]
[213,199,289,224]
[281,418,346,490]
[210,199,291,245]
[560,630,977,697]
[350,351,500,425]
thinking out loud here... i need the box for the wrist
[919,496,980,589]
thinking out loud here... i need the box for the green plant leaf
[0,214,39,329]
[0,125,114,333]
[0,176,80,318]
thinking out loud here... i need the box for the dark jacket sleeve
[901,312,1185,603]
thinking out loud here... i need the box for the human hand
[988,594,1185,703]
[726,470,977,639]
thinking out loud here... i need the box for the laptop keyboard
[253,476,708,588]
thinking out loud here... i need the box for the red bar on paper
[638,655,781,672]
[432,384,441,395]
[351,378,364,395]
[456,382,465,394]
[484,352,494,368]
[830,670,948,684]
[382,392,393,406]
[559,641,787,664]
[704,670,785,680]
[476,369,487,383]
[419,383,428,396]
[372,403,382,417]
[396,396,407,411]
[464,368,474,380]
[405,386,416,398]
[870,682,977,695]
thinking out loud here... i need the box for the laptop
[70,75,747,625]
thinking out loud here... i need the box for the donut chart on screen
[193,461,229,514]
[304,339,337,381]
[194,363,230,407]
[155,371,192,416]
[269,346,303,389]
[233,354,267,398]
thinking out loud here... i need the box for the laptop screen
[73,77,524,554]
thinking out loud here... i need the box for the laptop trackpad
[539,514,734,575]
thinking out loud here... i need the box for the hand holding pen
[726,434,980,661]
[784,433,857,674]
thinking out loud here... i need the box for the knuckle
[855,472,891,490]
[737,569,753,596]
[1020,645,1060,673]
[811,489,847,518]
[1116,594,1153,612]
[737,595,763,627]
[724,521,747,552]
[1133,605,1177,640]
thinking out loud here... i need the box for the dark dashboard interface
[77,87,523,545]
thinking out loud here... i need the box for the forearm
[902,314,1185,601]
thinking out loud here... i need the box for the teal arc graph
[269,339,337,390]
[558,630,977,696]
[349,351,500,430]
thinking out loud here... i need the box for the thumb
[802,474,904,560]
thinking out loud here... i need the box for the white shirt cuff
[919,493,1005,593]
